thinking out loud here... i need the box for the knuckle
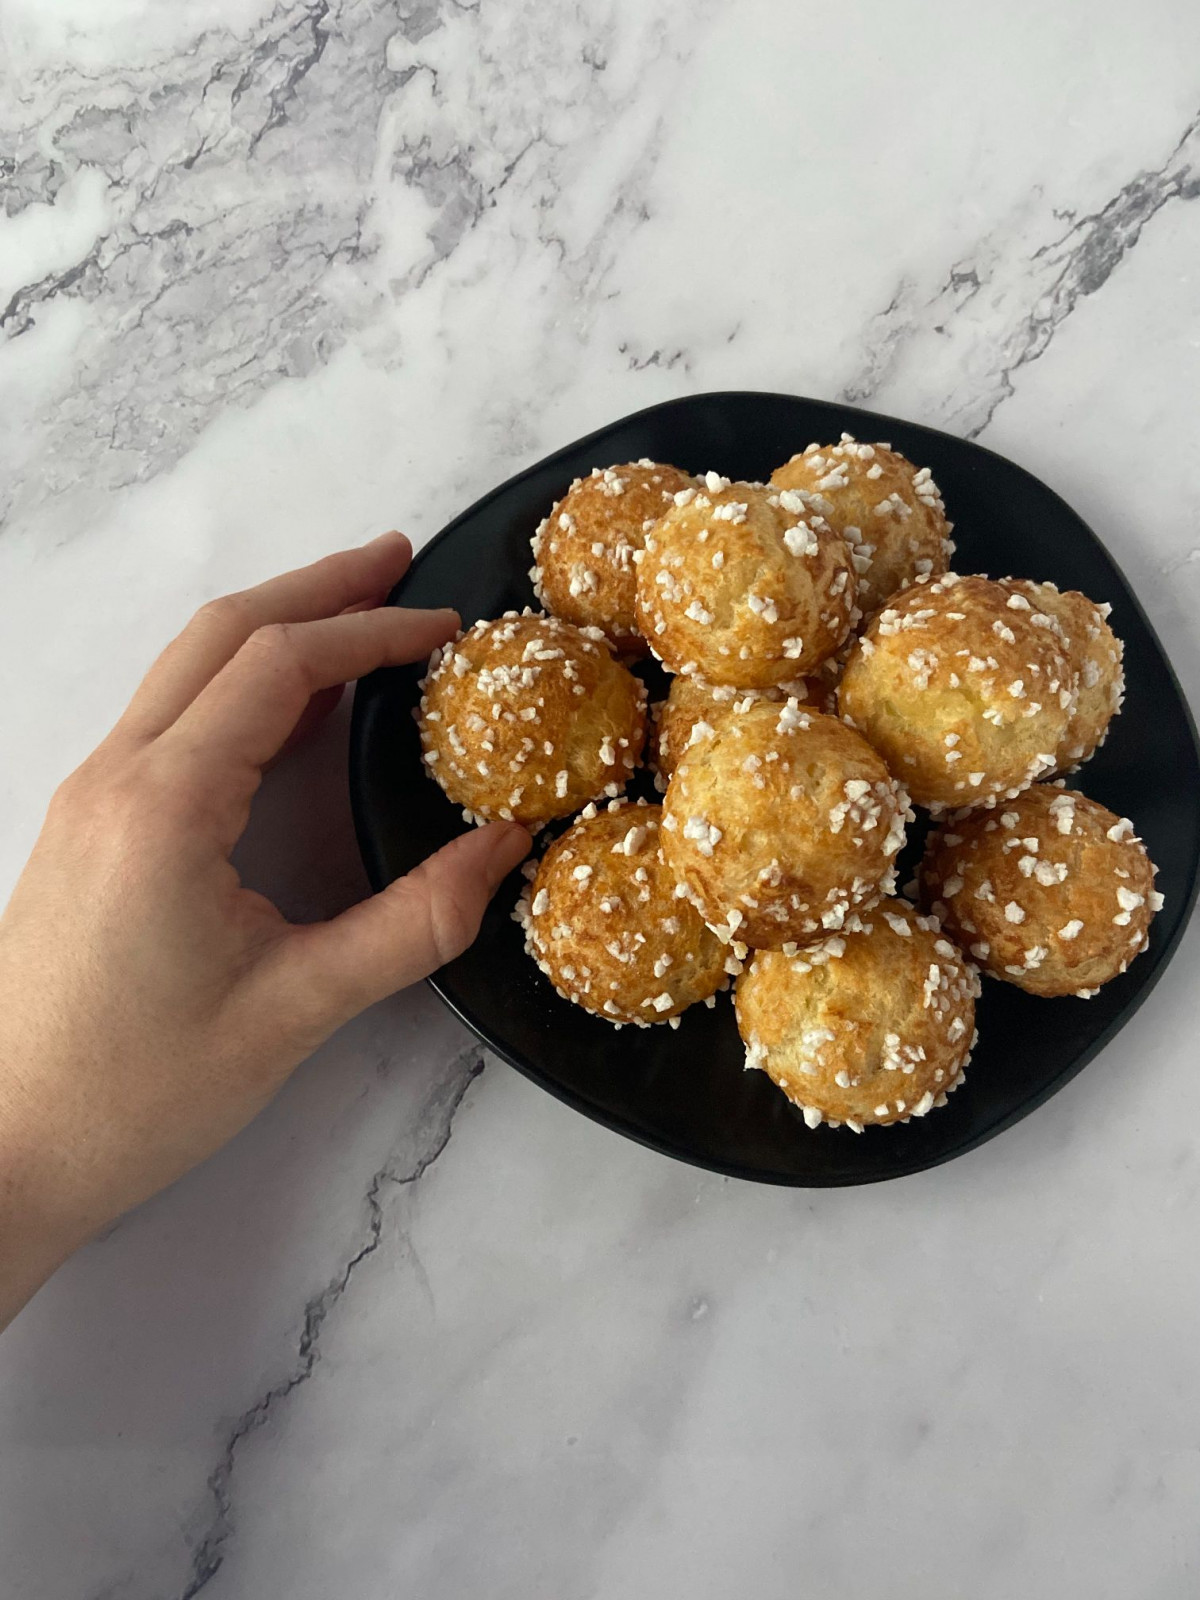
[245,621,299,665]
[429,883,481,967]
[240,622,309,690]
[193,593,248,634]
[46,767,89,819]
[48,763,132,839]
[48,743,121,814]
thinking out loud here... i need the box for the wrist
[0,1053,98,1328]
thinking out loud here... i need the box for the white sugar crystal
[783,522,819,558]
[711,501,748,524]
[683,816,722,856]
[1049,795,1076,834]
[776,699,810,735]
[747,592,779,624]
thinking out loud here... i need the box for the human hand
[0,533,530,1327]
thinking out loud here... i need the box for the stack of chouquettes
[415,438,1160,1134]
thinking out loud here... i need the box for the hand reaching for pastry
[0,533,530,1329]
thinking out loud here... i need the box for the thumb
[269,821,532,1035]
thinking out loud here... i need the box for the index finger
[118,531,413,739]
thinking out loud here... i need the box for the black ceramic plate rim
[350,389,1200,1187]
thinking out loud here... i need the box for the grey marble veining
[3,2,1200,1597]
[844,105,1200,437]
[181,1039,486,1600]
[0,0,703,535]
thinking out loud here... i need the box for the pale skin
[0,532,531,1330]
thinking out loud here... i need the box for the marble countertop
[4,2,1200,1595]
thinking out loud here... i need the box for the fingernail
[366,529,410,549]
[390,606,459,628]
[505,824,533,861]
[485,821,532,883]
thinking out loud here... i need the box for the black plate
[350,391,1200,1185]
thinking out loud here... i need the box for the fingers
[119,531,413,738]
[259,822,532,1035]
[165,605,459,779]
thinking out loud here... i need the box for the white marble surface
[3,1,1200,1594]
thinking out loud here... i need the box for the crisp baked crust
[999,579,1124,772]
[515,800,731,1025]
[771,434,954,618]
[648,674,829,786]
[661,702,910,949]
[920,783,1161,997]
[417,611,646,826]
[531,460,695,648]
[634,475,857,687]
[735,899,979,1131]
[838,573,1076,811]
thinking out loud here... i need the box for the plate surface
[350,391,1200,1185]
